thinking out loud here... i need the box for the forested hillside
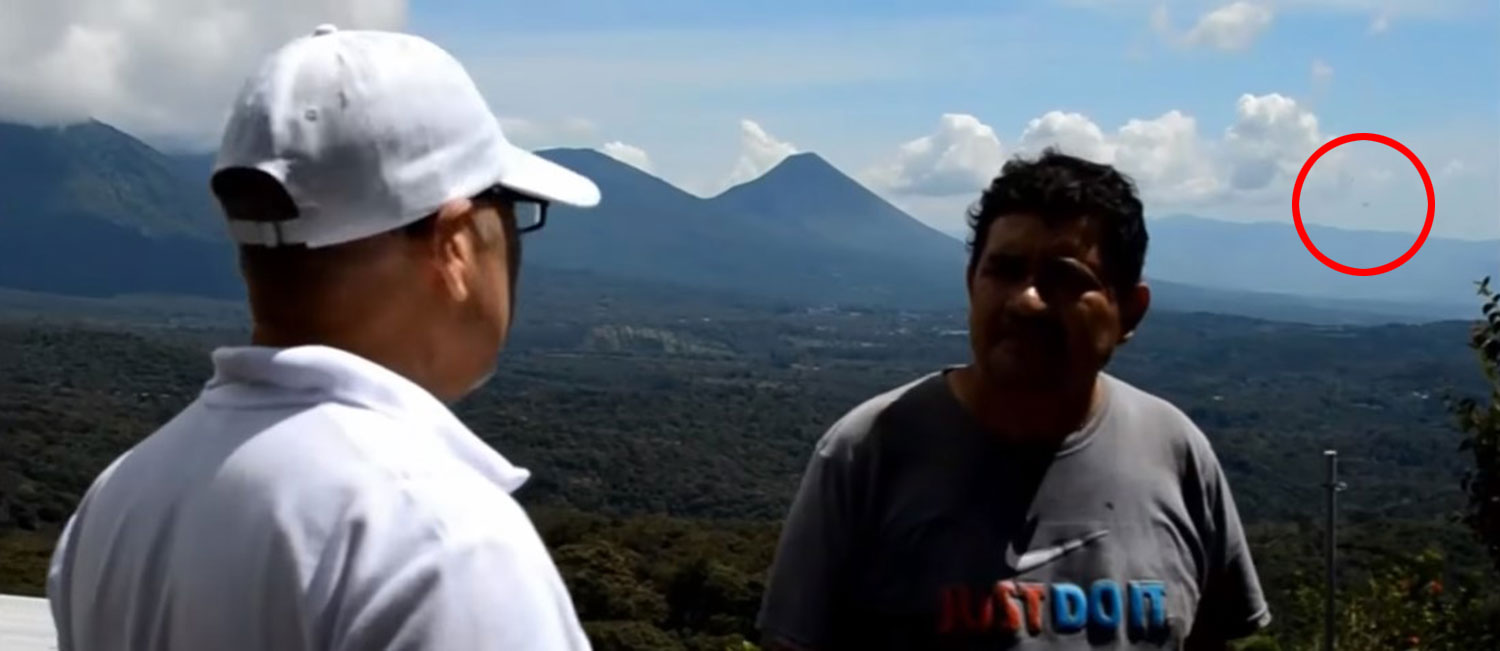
[2,296,1497,648]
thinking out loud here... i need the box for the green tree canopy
[1451,276,1500,573]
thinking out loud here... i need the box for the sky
[3,0,1497,240]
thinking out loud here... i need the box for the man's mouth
[996,324,1067,350]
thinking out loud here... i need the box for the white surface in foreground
[0,594,58,651]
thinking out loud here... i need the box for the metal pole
[1323,449,1340,651]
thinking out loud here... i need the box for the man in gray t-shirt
[758,150,1270,650]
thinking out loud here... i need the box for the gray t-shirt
[758,370,1270,650]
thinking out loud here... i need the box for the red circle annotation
[1291,132,1435,277]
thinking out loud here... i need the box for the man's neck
[250,316,444,399]
[947,365,1103,445]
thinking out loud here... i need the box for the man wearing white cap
[47,26,598,650]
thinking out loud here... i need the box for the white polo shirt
[47,345,590,650]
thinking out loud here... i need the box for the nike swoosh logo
[1005,529,1110,575]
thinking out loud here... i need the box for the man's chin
[979,354,1070,391]
[439,364,497,405]
[465,366,497,395]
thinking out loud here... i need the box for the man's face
[966,213,1144,392]
[462,200,521,391]
[416,197,520,400]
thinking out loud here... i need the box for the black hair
[965,147,1148,296]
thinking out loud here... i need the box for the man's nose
[1012,283,1050,314]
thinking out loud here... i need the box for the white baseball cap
[214,24,600,248]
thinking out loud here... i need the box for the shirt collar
[203,345,530,493]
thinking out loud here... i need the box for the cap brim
[496,145,601,208]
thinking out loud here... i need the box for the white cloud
[1441,159,1468,178]
[719,120,798,191]
[1130,0,1485,48]
[1182,2,1276,51]
[499,117,600,149]
[884,110,1218,207]
[1311,59,1335,86]
[599,141,655,173]
[1223,93,1322,192]
[1097,0,1476,19]
[1137,1,1492,42]
[889,93,1493,238]
[1115,111,1224,203]
[1017,111,1117,163]
[1008,109,1221,204]
[877,93,1325,210]
[862,114,1005,197]
[1151,2,1276,51]
[0,0,405,149]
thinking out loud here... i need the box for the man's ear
[428,198,479,303]
[1118,282,1151,343]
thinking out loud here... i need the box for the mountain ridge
[0,120,221,240]
[1153,213,1495,247]
[0,119,1491,321]
[708,152,962,268]
[529,148,965,308]
[1146,214,1495,307]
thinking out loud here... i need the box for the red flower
[1428,580,1443,596]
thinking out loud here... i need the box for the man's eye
[1039,258,1105,297]
[985,257,1028,281]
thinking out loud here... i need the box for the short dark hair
[965,148,1148,295]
